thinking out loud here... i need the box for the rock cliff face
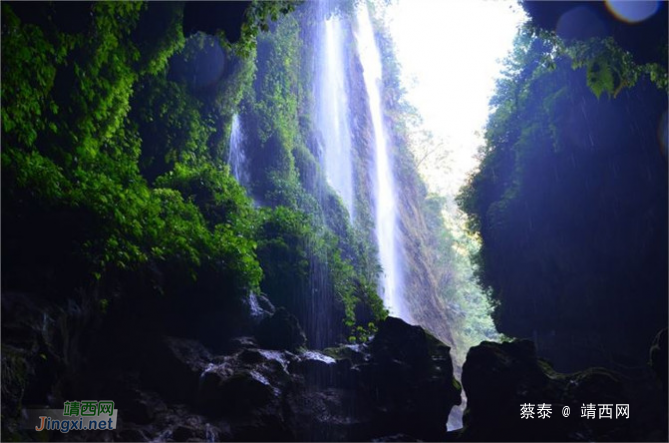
[2,289,462,442]
[453,339,667,442]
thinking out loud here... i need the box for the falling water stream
[228,114,248,186]
[354,10,464,425]
[354,3,408,321]
[224,0,465,432]
[315,5,356,218]
[313,1,462,430]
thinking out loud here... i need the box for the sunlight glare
[605,0,660,23]
[386,0,527,196]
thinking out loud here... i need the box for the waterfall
[315,5,355,218]
[228,114,248,185]
[355,3,408,321]
[353,8,465,429]
[313,1,408,320]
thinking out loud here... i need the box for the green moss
[322,344,366,365]
[1,345,30,415]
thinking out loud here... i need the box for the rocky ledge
[109,315,461,442]
[2,290,665,442]
[4,294,461,442]
[453,336,667,442]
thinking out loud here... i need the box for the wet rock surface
[254,307,307,352]
[4,290,665,442]
[127,316,460,442]
[5,315,460,442]
[452,340,667,442]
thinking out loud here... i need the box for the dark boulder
[288,350,338,387]
[221,336,259,355]
[58,317,461,442]
[371,316,431,368]
[141,337,212,403]
[458,340,637,442]
[255,307,307,352]
[306,317,461,441]
[116,428,150,442]
[196,345,292,442]
[650,328,668,393]
[122,390,167,425]
[200,368,280,417]
[366,317,461,441]
[285,386,376,441]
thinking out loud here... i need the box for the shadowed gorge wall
[458,29,668,372]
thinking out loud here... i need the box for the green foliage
[351,322,379,343]
[1,4,73,147]
[132,2,186,76]
[254,14,302,145]
[231,1,299,58]
[133,75,213,181]
[530,26,668,97]
[585,57,615,99]
[66,2,144,166]
[255,203,383,339]
[2,2,263,300]
[2,149,70,202]
[257,207,311,287]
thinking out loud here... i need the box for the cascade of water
[314,0,462,430]
[228,114,248,185]
[315,3,355,218]
[354,3,407,320]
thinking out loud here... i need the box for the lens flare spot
[556,6,607,40]
[605,0,659,23]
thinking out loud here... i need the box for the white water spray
[355,4,407,320]
[228,114,248,185]
[315,7,355,218]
